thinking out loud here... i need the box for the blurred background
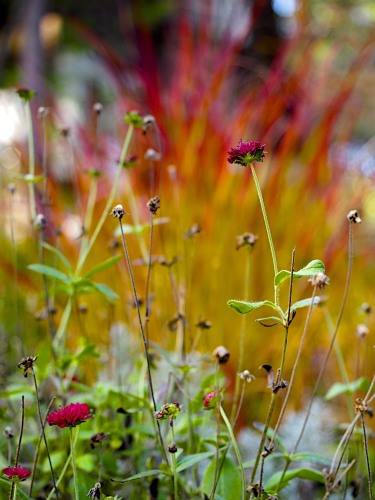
[0,0,374,424]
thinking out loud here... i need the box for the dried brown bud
[212,346,230,364]
[79,303,88,314]
[347,210,361,224]
[147,196,160,215]
[142,114,156,134]
[236,232,258,251]
[87,482,101,499]
[90,432,108,449]
[168,443,178,453]
[34,213,47,230]
[110,204,127,220]
[18,356,38,377]
[60,127,70,138]
[196,318,212,330]
[361,303,372,315]
[4,426,14,439]
[308,272,330,290]
[354,397,373,416]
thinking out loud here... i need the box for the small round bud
[38,106,49,119]
[308,272,330,289]
[236,232,258,251]
[93,102,103,115]
[360,303,372,315]
[347,210,361,224]
[34,213,47,230]
[147,196,160,215]
[142,114,156,133]
[168,443,178,453]
[239,370,255,382]
[144,148,161,161]
[356,324,369,338]
[4,426,14,439]
[212,345,230,364]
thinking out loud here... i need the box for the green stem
[171,426,179,500]
[220,406,245,500]
[69,427,79,499]
[46,453,72,500]
[250,164,278,303]
[12,483,17,500]
[76,124,134,274]
[53,297,73,351]
[25,101,36,222]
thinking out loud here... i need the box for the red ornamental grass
[227,139,266,166]
[2,466,31,481]
[47,402,93,428]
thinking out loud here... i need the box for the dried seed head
[18,356,38,377]
[308,272,330,289]
[4,426,14,439]
[168,443,178,453]
[110,204,127,219]
[7,183,16,195]
[93,102,103,115]
[154,402,181,421]
[79,303,88,314]
[236,232,258,251]
[183,223,201,238]
[360,302,372,315]
[354,397,373,416]
[87,482,101,499]
[34,213,47,230]
[356,324,369,338]
[147,196,160,215]
[142,114,156,133]
[212,345,230,364]
[90,432,108,449]
[239,370,255,383]
[60,127,70,138]
[347,209,361,224]
[144,148,161,161]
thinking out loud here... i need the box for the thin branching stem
[118,218,169,466]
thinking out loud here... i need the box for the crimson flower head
[47,402,93,428]
[2,466,31,482]
[227,140,266,166]
[203,391,218,410]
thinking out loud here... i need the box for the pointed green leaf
[290,296,321,311]
[290,452,331,466]
[176,450,216,472]
[28,264,70,283]
[275,260,325,288]
[91,283,119,302]
[202,457,242,500]
[111,469,163,483]
[227,300,278,315]
[255,316,283,325]
[42,242,72,271]
[265,467,325,492]
[84,255,122,278]
[325,377,370,400]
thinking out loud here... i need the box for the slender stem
[30,397,56,498]
[10,396,25,499]
[210,363,221,500]
[144,212,154,341]
[53,297,73,351]
[25,101,36,222]
[32,371,58,497]
[118,218,169,466]
[231,248,251,424]
[76,124,134,274]
[250,164,278,302]
[69,427,79,499]
[11,483,17,500]
[171,425,179,500]
[220,405,245,499]
[361,413,373,500]
[46,451,72,500]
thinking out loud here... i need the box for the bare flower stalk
[25,100,37,222]
[210,362,221,500]
[10,396,25,500]
[118,216,169,465]
[144,213,154,341]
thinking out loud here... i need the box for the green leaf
[28,264,70,283]
[290,452,331,466]
[275,260,325,288]
[227,300,278,315]
[0,479,29,499]
[290,296,321,311]
[84,255,122,278]
[176,451,217,473]
[265,467,325,492]
[41,242,72,271]
[77,453,96,472]
[325,377,370,400]
[111,469,163,483]
[255,316,283,325]
[202,457,242,500]
[91,282,119,302]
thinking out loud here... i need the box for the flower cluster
[154,402,181,422]
[47,403,93,428]
[2,466,31,482]
[203,391,218,410]
[227,140,266,166]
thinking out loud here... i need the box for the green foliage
[325,377,370,400]
[275,260,325,289]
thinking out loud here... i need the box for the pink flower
[227,140,266,166]
[203,391,218,410]
[2,466,31,481]
[47,403,93,428]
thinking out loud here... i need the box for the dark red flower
[47,403,93,428]
[227,140,266,166]
[2,466,31,481]
[203,392,218,410]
